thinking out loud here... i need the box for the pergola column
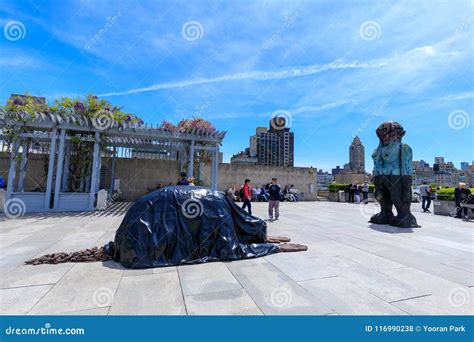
[61,140,71,191]
[211,146,219,191]
[198,155,203,183]
[17,139,29,192]
[6,140,19,200]
[188,139,195,178]
[44,128,58,210]
[109,146,116,200]
[53,129,66,209]
[89,132,101,210]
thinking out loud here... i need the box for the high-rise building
[461,162,469,170]
[256,117,294,167]
[331,165,343,176]
[231,117,294,167]
[349,136,365,173]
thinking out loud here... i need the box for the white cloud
[435,91,474,101]
[99,31,469,98]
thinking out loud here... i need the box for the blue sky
[1,0,473,171]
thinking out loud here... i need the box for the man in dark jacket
[268,178,281,221]
[177,172,189,185]
[455,182,471,219]
[241,179,252,215]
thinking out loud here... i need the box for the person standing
[268,177,281,221]
[354,183,361,203]
[241,179,252,215]
[348,182,356,203]
[455,182,471,219]
[177,172,189,185]
[419,181,431,212]
[362,181,369,204]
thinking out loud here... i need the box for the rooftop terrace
[1,201,472,315]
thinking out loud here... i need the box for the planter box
[55,193,91,212]
[10,192,48,213]
[433,200,474,219]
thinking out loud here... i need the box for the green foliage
[436,188,474,201]
[2,93,143,127]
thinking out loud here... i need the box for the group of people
[227,183,299,203]
[346,181,370,204]
[419,181,472,220]
[237,178,283,221]
[176,172,195,186]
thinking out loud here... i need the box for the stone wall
[334,172,369,184]
[199,162,317,200]
[0,153,48,191]
[1,153,317,201]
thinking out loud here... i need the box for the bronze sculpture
[370,121,420,228]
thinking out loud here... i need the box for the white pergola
[0,110,225,213]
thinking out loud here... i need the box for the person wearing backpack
[241,179,252,215]
[419,181,431,213]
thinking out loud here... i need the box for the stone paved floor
[1,201,473,315]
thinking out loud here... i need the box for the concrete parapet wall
[1,153,317,201]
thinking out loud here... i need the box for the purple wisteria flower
[74,101,86,112]
[13,98,25,106]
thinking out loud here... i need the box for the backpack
[239,187,244,199]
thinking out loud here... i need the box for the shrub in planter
[436,188,474,202]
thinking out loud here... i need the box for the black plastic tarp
[105,186,279,268]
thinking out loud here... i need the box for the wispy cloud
[99,58,389,97]
[435,91,474,101]
[290,99,356,115]
[99,33,466,97]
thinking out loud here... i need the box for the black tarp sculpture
[104,186,304,268]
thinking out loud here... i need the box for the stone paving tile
[58,307,110,315]
[29,262,123,314]
[0,285,52,314]
[299,276,408,315]
[185,289,262,315]
[1,263,74,289]
[109,272,185,315]
[227,258,334,315]
[178,262,242,296]
[390,291,474,315]
[0,201,472,316]
[0,241,57,269]
[265,253,341,282]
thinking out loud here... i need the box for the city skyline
[1,1,472,172]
